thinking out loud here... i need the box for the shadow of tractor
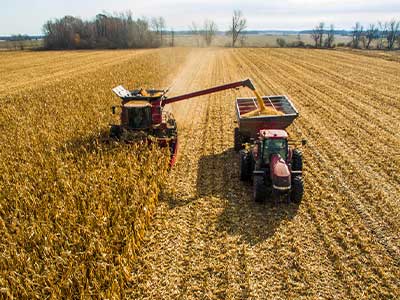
[196,148,300,246]
[58,129,117,156]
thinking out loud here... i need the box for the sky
[1,0,400,35]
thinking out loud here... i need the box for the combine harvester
[110,78,304,203]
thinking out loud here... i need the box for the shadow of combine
[58,129,148,158]
[58,130,112,155]
[196,148,300,245]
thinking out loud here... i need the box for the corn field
[1,48,400,299]
[0,49,189,298]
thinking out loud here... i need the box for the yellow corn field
[1,48,400,299]
[0,49,189,298]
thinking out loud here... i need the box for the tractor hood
[270,154,291,191]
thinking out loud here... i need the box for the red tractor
[235,95,305,203]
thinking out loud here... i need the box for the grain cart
[235,95,306,203]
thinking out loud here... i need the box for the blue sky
[1,0,400,35]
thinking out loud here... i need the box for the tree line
[43,12,168,49]
[277,20,400,50]
[42,10,246,49]
[41,11,399,50]
[348,21,400,50]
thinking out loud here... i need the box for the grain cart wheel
[290,176,304,203]
[239,151,251,181]
[110,125,122,139]
[292,149,303,172]
[234,128,243,152]
[253,176,267,203]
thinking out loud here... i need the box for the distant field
[172,33,352,47]
[0,39,43,50]
[0,34,352,50]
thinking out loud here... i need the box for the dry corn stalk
[0,48,189,299]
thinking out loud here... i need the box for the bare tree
[276,38,286,47]
[311,22,324,47]
[158,17,166,46]
[228,10,247,47]
[189,22,201,47]
[351,22,363,48]
[239,32,247,47]
[170,28,175,47]
[202,20,217,46]
[365,24,379,49]
[311,30,319,47]
[377,21,387,49]
[324,24,335,48]
[386,19,400,50]
[151,17,166,46]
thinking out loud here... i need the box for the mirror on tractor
[112,106,117,114]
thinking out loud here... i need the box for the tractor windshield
[127,107,152,129]
[262,139,288,162]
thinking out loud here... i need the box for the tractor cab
[259,129,289,164]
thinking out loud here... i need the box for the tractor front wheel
[253,176,267,203]
[290,176,304,203]
[291,149,303,172]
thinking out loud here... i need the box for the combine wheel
[110,125,122,139]
[290,176,304,203]
[253,176,267,203]
[291,149,303,172]
[239,151,251,181]
[234,128,243,152]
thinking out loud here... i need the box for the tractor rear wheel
[239,151,251,181]
[234,128,243,152]
[292,149,303,172]
[290,176,304,203]
[253,176,267,203]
